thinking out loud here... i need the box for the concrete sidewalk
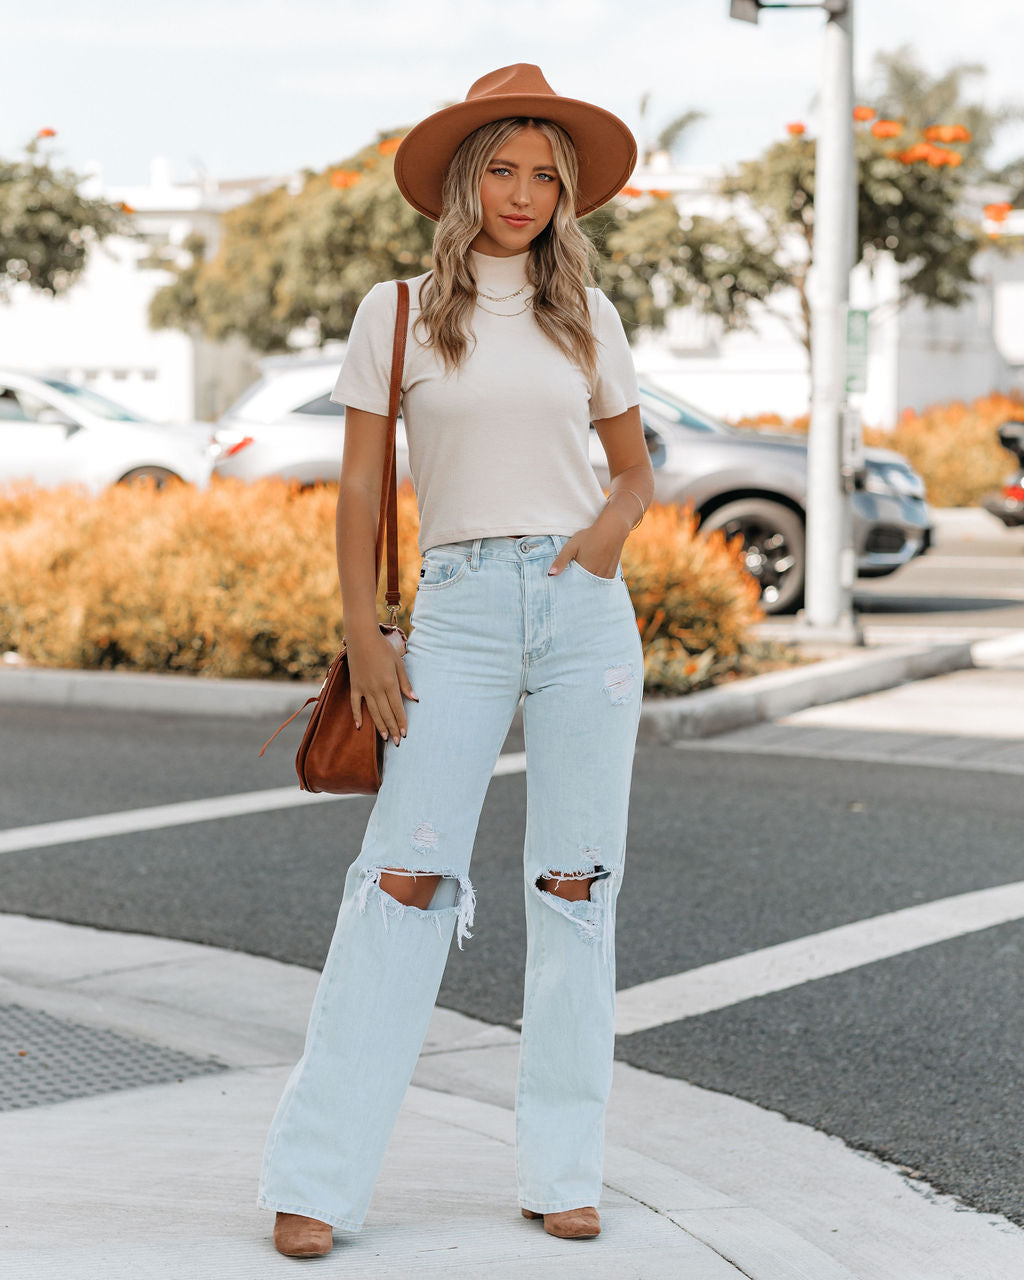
[3,914,1024,1279]
[702,631,1024,773]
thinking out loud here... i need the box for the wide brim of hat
[394,93,637,222]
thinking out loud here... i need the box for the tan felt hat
[393,63,637,222]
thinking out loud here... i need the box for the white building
[1,153,1021,428]
[0,157,273,423]
[629,152,1024,428]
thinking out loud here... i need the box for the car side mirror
[997,419,1024,465]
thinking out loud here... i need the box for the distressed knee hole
[603,661,636,705]
[537,871,597,902]
[377,868,442,909]
[357,866,476,948]
[532,850,616,958]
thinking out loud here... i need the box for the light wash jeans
[258,533,644,1231]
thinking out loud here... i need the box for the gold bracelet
[606,488,646,531]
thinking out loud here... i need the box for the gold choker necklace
[477,282,529,303]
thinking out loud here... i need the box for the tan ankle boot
[273,1211,333,1257]
[522,1206,601,1238]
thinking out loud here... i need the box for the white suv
[211,354,410,486]
[0,370,216,492]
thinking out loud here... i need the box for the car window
[0,387,33,420]
[0,385,55,422]
[40,379,144,422]
[222,379,269,421]
[294,393,345,417]
[638,383,730,434]
[588,409,668,466]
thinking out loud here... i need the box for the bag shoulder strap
[375,279,410,620]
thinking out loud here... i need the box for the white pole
[803,0,858,636]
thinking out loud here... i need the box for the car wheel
[117,466,181,488]
[700,499,805,614]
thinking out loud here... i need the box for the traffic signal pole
[730,1,862,642]
[803,0,860,639]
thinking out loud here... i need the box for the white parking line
[906,556,1024,571]
[614,880,1024,1036]
[0,753,528,855]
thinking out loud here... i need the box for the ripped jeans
[257,533,644,1230]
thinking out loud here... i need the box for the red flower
[924,124,972,144]
[330,169,363,189]
[925,146,954,167]
[983,202,1013,223]
[896,142,931,164]
[618,185,643,199]
[853,106,876,122]
[786,122,806,136]
[377,137,402,155]
[871,119,902,139]
[37,127,57,138]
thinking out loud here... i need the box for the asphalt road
[853,516,1024,631]
[1,699,1022,1226]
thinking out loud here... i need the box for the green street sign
[845,307,869,394]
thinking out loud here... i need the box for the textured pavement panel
[0,1002,227,1110]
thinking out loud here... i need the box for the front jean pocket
[567,557,624,585]
[417,551,471,590]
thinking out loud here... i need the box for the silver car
[214,357,932,613]
[0,370,215,492]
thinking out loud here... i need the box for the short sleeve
[329,281,398,414]
[588,289,639,421]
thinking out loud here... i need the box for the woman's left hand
[548,526,623,580]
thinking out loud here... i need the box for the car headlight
[863,462,927,500]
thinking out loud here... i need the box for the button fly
[518,540,535,553]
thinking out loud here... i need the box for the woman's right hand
[346,629,418,747]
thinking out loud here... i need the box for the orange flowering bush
[621,502,764,693]
[730,393,1023,507]
[863,392,1024,508]
[0,480,766,693]
[727,411,810,435]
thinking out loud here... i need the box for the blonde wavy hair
[416,117,599,381]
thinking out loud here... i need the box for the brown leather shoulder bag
[259,279,411,793]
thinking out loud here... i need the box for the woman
[258,63,654,1258]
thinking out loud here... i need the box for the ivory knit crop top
[330,248,639,554]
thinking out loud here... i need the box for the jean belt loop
[470,538,482,571]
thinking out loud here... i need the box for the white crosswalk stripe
[0,753,529,855]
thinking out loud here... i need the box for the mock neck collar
[469,248,531,290]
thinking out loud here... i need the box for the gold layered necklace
[477,282,529,302]
[476,281,534,316]
[476,296,534,317]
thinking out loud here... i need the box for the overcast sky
[4,0,1023,190]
